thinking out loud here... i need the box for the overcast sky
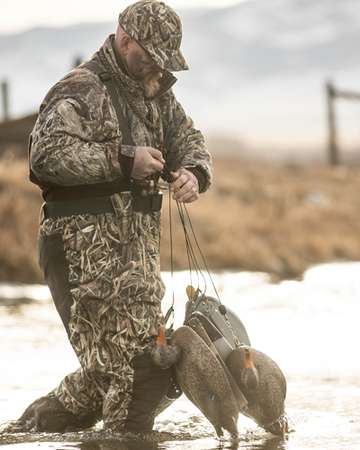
[1,0,247,35]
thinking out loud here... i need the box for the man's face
[124,39,164,98]
[125,38,160,81]
[115,26,165,98]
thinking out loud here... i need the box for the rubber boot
[10,393,101,433]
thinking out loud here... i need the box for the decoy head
[240,347,259,391]
[151,326,180,370]
[186,285,197,301]
[156,325,167,347]
[185,285,202,323]
[265,413,290,437]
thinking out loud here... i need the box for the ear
[120,34,132,54]
[115,25,132,56]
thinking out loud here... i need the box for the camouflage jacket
[30,35,212,194]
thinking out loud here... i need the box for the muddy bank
[1,156,360,282]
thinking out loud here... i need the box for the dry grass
[0,157,41,282]
[161,159,360,278]
[1,156,360,283]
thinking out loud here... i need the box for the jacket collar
[99,34,177,100]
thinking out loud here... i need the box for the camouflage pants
[38,193,169,431]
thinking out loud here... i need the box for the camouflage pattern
[39,193,164,429]
[30,36,210,187]
[30,32,211,431]
[118,0,188,72]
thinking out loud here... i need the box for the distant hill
[1,0,359,160]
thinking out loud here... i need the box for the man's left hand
[170,168,199,203]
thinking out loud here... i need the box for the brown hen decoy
[171,325,241,438]
[226,346,288,437]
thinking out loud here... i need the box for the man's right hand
[131,146,165,180]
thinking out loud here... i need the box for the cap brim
[146,45,189,72]
[165,49,189,72]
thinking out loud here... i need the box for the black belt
[43,196,114,218]
[43,193,163,218]
[42,179,132,202]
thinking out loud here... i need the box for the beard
[142,71,163,99]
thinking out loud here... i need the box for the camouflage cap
[118,0,189,72]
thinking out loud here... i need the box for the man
[17,0,212,434]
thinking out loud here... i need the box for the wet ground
[1,264,360,449]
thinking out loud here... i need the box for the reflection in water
[245,436,287,450]
[52,437,287,450]
[84,441,157,450]
[58,440,161,450]
[0,436,290,450]
[221,436,286,450]
[52,436,287,450]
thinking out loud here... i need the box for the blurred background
[1,0,360,282]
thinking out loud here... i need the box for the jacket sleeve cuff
[119,145,136,180]
[185,166,208,193]
[120,145,137,158]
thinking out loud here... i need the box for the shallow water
[1,263,360,449]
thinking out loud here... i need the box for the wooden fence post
[326,80,339,166]
[1,79,10,122]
